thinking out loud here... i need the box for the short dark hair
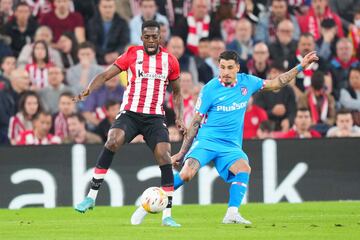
[336,108,352,118]
[105,99,119,110]
[297,107,311,115]
[77,41,96,52]
[218,50,240,64]
[59,91,74,99]
[349,65,360,74]
[299,32,315,40]
[269,61,286,73]
[311,71,325,90]
[33,111,51,121]
[15,2,30,10]
[321,18,336,29]
[199,37,210,43]
[142,20,160,33]
[68,113,86,123]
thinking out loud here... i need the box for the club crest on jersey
[241,87,248,96]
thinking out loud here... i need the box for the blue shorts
[184,139,248,183]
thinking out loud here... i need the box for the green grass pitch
[1,201,359,240]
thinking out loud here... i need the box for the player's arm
[262,51,319,91]
[170,78,185,133]
[172,112,204,166]
[73,65,122,102]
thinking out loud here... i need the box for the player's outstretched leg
[223,160,252,224]
[131,142,180,227]
[75,129,124,213]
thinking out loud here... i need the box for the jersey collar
[218,77,237,88]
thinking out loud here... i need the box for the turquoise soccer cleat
[75,197,95,213]
[162,217,181,227]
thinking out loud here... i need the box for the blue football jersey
[195,73,264,149]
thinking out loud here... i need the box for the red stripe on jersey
[149,54,163,114]
[118,46,178,115]
[137,53,149,113]
[94,168,108,174]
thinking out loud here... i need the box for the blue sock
[228,172,249,207]
[173,172,184,190]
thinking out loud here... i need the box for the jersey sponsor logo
[137,70,167,80]
[241,87,248,96]
[216,101,247,112]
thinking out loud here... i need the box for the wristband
[296,64,304,72]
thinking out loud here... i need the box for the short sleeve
[247,74,265,95]
[114,49,130,71]
[168,54,180,81]
[195,86,212,116]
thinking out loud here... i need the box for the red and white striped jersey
[25,63,53,89]
[114,46,180,115]
[16,130,61,145]
[8,112,33,144]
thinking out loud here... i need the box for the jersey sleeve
[194,86,212,116]
[247,74,265,95]
[168,54,180,81]
[114,48,131,71]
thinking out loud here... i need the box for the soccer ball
[140,187,168,214]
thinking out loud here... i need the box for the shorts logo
[241,87,248,96]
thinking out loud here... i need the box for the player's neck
[219,78,237,87]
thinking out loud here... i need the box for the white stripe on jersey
[143,55,157,114]
[130,50,144,112]
[119,67,132,111]
[156,52,168,114]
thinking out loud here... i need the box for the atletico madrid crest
[241,87,248,96]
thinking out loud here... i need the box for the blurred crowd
[0,0,360,146]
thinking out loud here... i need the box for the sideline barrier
[0,138,359,209]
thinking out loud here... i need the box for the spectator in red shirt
[243,96,268,139]
[281,108,322,139]
[17,111,61,145]
[297,0,344,40]
[39,0,85,45]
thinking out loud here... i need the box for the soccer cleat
[162,217,181,227]
[130,206,148,225]
[222,212,252,225]
[75,197,95,213]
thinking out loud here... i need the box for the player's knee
[156,150,171,165]
[105,136,121,152]
[180,170,195,182]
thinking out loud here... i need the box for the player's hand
[301,51,319,69]
[72,88,90,102]
[171,152,184,170]
[175,119,186,135]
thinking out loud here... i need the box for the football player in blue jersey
[131,50,318,225]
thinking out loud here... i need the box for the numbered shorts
[111,110,169,151]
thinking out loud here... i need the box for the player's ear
[236,63,240,72]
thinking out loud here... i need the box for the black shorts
[111,110,169,151]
